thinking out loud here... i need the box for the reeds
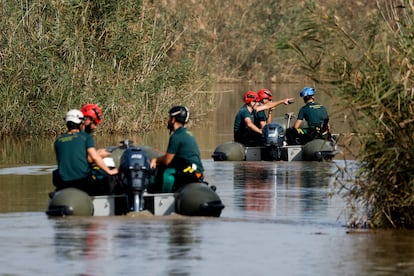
[279,0,414,228]
[0,0,217,136]
[1,0,331,136]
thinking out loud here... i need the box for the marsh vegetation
[278,0,414,228]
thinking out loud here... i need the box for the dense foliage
[278,0,414,228]
[0,0,215,135]
[0,0,295,136]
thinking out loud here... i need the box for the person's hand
[108,168,119,175]
[150,158,157,169]
[285,98,294,105]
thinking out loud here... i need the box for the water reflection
[49,217,204,275]
[233,162,277,214]
[53,219,102,262]
[0,136,56,166]
[231,161,339,224]
[167,220,202,275]
[168,220,198,258]
[0,172,52,213]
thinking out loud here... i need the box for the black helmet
[168,106,189,124]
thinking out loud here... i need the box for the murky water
[1,84,414,275]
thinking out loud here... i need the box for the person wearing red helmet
[254,89,293,114]
[233,91,263,146]
[234,90,294,146]
[256,89,275,128]
[80,103,111,160]
[80,103,103,134]
[52,109,118,196]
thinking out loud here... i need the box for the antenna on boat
[120,139,134,148]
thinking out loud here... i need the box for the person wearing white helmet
[285,87,331,145]
[52,109,118,195]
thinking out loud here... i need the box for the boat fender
[211,152,228,161]
[46,188,94,216]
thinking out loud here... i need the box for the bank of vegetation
[277,0,414,229]
[0,0,295,136]
[1,0,414,228]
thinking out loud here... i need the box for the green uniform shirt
[54,131,94,181]
[255,110,267,127]
[167,127,204,173]
[234,105,255,138]
[297,102,329,128]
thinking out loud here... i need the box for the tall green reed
[278,0,414,228]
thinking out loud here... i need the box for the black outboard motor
[262,122,285,160]
[119,147,150,212]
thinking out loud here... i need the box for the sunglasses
[85,117,98,125]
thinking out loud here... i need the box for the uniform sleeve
[297,107,305,120]
[323,106,329,119]
[85,133,95,149]
[166,133,179,154]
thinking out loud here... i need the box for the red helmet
[257,89,273,101]
[80,104,103,124]
[243,91,258,104]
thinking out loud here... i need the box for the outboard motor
[119,147,150,212]
[262,122,285,160]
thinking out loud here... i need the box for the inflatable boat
[46,140,225,217]
[212,114,339,162]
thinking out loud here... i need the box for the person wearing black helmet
[286,87,331,145]
[149,106,204,193]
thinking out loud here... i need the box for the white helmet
[65,109,84,124]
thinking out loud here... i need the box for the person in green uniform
[234,90,293,146]
[286,87,331,145]
[149,106,204,193]
[80,103,111,161]
[234,91,263,146]
[53,109,118,195]
[255,88,275,128]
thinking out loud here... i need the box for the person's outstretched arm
[254,98,294,112]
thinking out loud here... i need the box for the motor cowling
[119,147,150,211]
[263,122,284,146]
[120,147,150,191]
